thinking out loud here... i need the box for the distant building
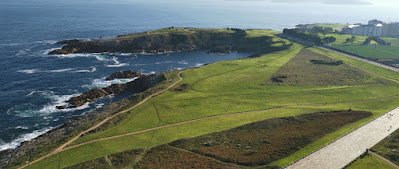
[343,20,383,36]
[343,20,399,37]
[382,22,399,37]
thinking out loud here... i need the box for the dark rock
[56,105,66,109]
[60,72,166,109]
[56,39,82,45]
[106,70,142,81]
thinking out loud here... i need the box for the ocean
[1,0,398,151]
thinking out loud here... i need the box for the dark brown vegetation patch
[169,110,371,167]
[264,49,393,86]
[61,110,371,169]
[134,145,242,169]
[372,128,399,166]
[64,149,144,169]
[173,83,189,92]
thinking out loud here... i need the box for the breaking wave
[83,77,139,89]
[0,127,52,151]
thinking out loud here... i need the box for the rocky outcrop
[106,70,142,81]
[59,71,165,109]
[49,28,288,55]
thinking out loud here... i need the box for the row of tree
[283,28,336,45]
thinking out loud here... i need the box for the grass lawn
[22,30,399,169]
[346,154,395,169]
[332,44,399,59]
[371,128,399,166]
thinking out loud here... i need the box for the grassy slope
[320,33,399,59]
[347,154,395,169]
[372,128,399,166]
[24,30,399,169]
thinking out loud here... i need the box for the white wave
[43,47,62,55]
[155,61,173,65]
[0,127,52,151]
[16,49,31,56]
[195,63,205,67]
[113,53,133,56]
[34,40,58,45]
[75,67,97,73]
[149,71,156,74]
[83,77,139,89]
[12,91,87,117]
[50,53,109,62]
[178,60,189,65]
[17,69,39,74]
[106,57,129,67]
[0,42,22,46]
[15,126,29,130]
[48,68,74,73]
[106,63,129,67]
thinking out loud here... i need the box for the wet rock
[106,70,142,81]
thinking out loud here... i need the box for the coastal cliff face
[49,28,283,55]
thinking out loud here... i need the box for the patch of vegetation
[346,153,395,169]
[283,28,322,45]
[64,149,144,169]
[134,145,242,169]
[310,59,343,66]
[265,49,393,86]
[169,110,371,167]
[362,36,390,46]
[371,128,399,166]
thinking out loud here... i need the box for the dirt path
[18,70,189,169]
[369,151,399,169]
[285,107,399,169]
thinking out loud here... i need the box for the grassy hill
[17,29,399,169]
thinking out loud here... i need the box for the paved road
[286,107,399,169]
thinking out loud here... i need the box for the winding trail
[19,69,189,169]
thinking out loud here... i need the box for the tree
[323,36,336,44]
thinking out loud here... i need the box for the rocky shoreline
[58,70,165,109]
[0,70,166,168]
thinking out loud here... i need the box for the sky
[267,0,398,6]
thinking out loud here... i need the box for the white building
[343,20,399,37]
[343,20,383,36]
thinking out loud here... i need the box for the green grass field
[371,128,399,166]
[21,30,399,169]
[347,154,395,169]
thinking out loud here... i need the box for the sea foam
[0,127,52,151]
